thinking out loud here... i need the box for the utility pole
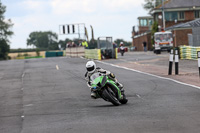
[162,0,165,30]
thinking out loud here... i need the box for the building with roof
[132,0,200,51]
[166,18,200,47]
[138,16,153,34]
[154,0,200,29]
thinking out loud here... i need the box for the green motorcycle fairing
[91,74,123,99]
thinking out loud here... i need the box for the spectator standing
[142,41,147,52]
[82,40,88,49]
[113,42,117,49]
[72,42,77,47]
[112,42,117,58]
[66,42,72,48]
[79,40,82,46]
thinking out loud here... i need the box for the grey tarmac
[0,56,200,133]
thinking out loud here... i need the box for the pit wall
[65,47,85,57]
[66,47,118,60]
[9,47,118,60]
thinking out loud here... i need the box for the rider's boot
[91,91,97,99]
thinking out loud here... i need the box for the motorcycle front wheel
[102,87,120,106]
[119,94,128,104]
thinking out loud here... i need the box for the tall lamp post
[162,0,165,30]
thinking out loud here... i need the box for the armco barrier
[45,51,63,57]
[180,46,200,60]
[85,49,101,60]
[66,47,85,57]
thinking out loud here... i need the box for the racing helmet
[86,61,96,74]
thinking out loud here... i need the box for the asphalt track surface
[1,56,200,133]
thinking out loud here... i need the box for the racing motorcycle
[120,46,125,56]
[90,72,128,106]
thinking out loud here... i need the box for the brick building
[132,16,153,51]
[154,0,200,29]
[132,0,200,51]
[166,19,200,47]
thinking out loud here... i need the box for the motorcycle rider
[120,42,124,50]
[120,42,124,47]
[85,60,124,99]
[119,42,125,56]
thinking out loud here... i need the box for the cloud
[102,0,143,11]
[20,0,50,13]
[50,0,144,15]
[3,0,148,48]
[50,0,97,15]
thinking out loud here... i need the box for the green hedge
[25,56,43,59]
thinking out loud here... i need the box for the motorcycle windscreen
[100,76,107,87]
[91,73,103,86]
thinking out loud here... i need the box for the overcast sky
[2,0,148,48]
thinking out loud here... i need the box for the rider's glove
[109,73,115,78]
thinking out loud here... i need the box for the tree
[0,1,14,60]
[143,0,155,14]
[151,21,159,46]
[0,39,10,60]
[89,39,97,49]
[27,31,59,50]
[114,39,131,47]
[143,0,164,14]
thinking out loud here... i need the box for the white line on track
[56,65,59,70]
[24,104,33,107]
[22,72,25,78]
[96,60,200,90]
[136,94,141,98]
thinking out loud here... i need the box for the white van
[154,31,173,54]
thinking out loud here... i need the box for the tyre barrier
[179,46,200,60]
[85,49,101,60]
